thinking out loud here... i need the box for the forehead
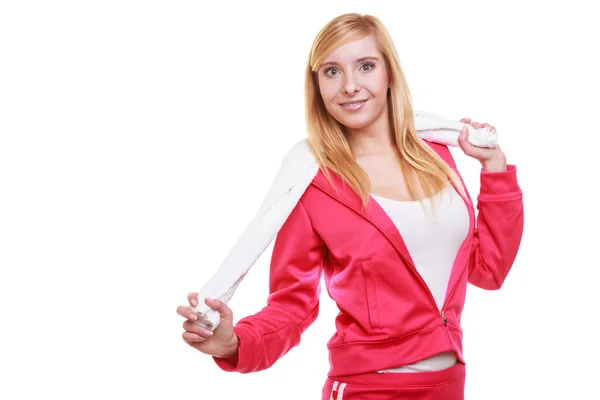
[322,34,381,65]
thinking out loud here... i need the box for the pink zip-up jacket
[213,141,524,377]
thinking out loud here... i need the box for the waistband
[329,362,465,388]
[327,323,465,377]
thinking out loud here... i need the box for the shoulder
[279,138,315,167]
[257,138,318,214]
[271,138,319,189]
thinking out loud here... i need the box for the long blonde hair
[304,13,467,206]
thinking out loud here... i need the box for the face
[317,34,390,132]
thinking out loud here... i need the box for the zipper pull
[440,311,448,325]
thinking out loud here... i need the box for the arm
[213,198,325,373]
[468,165,524,290]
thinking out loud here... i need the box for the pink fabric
[322,363,466,399]
[214,141,523,379]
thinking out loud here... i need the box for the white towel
[190,111,497,329]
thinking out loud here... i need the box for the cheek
[318,84,342,117]
[372,71,389,94]
[318,80,338,103]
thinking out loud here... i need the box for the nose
[343,72,360,94]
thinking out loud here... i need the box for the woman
[177,13,523,399]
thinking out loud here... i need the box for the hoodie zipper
[440,310,448,325]
[436,174,478,332]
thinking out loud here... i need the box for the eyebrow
[320,56,380,69]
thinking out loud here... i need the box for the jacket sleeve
[212,198,325,373]
[467,164,524,290]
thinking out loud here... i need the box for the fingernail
[189,314,197,321]
[204,330,213,336]
[191,299,197,306]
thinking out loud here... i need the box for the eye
[360,62,375,71]
[324,67,338,77]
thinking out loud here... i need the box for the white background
[1,1,599,399]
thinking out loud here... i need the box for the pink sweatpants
[321,363,466,399]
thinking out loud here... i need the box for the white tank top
[370,183,469,373]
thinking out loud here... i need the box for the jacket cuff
[479,164,521,197]
[212,324,259,373]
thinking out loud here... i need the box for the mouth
[339,99,368,110]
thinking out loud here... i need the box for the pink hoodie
[213,141,524,378]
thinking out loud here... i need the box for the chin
[336,115,377,130]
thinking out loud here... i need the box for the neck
[345,104,394,157]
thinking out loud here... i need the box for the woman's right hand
[177,293,239,359]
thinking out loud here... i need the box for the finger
[457,126,471,151]
[187,292,199,307]
[183,320,214,337]
[490,125,497,134]
[482,123,490,128]
[471,121,483,129]
[176,305,198,321]
[182,331,210,344]
[205,298,233,322]
[459,118,471,123]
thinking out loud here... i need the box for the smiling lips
[340,99,368,110]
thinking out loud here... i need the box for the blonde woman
[177,13,523,399]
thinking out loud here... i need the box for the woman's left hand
[458,118,507,172]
